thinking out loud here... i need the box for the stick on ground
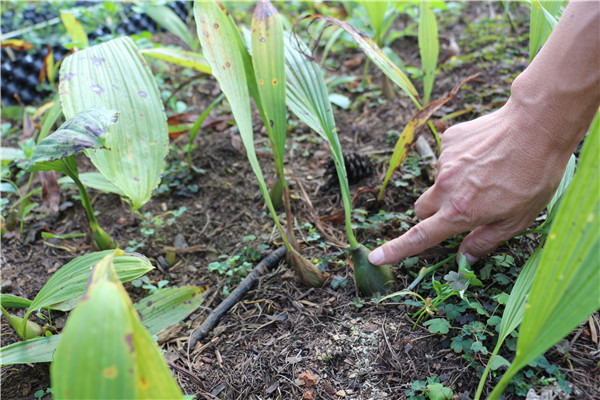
[188,245,287,351]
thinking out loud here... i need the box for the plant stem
[475,340,504,400]
[406,253,455,291]
[61,157,116,250]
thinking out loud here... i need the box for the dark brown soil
[2,3,599,400]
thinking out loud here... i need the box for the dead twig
[188,246,287,351]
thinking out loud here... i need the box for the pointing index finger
[368,212,470,265]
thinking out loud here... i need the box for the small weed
[33,388,52,399]
[208,244,266,295]
[131,276,169,294]
[406,376,453,400]
[352,297,365,308]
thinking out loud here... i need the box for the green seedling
[194,0,327,287]
[284,31,396,295]
[26,106,119,250]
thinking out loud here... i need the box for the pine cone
[324,152,373,189]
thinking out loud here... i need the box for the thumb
[458,222,520,265]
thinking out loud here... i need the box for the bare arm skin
[369,1,600,266]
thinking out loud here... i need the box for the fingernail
[464,253,479,266]
[368,248,385,265]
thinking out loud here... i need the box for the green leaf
[58,37,169,210]
[547,154,575,213]
[427,382,453,400]
[489,354,511,371]
[28,106,119,168]
[359,1,389,44]
[135,285,207,335]
[140,47,211,74]
[38,98,63,143]
[27,250,153,317]
[0,147,26,162]
[194,1,285,244]
[60,12,89,48]
[0,335,62,366]
[529,1,564,62]
[58,171,126,196]
[144,4,196,50]
[188,93,225,166]
[423,318,451,334]
[296,14,420,107]
[251,0,287,178]
[51,251,182,399]
[1,294,32,309]
[490,113,600,399]
[418,0,439,105]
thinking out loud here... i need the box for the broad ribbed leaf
[0,335,62,366]
[135,285,207,335]
[296,15,419,107]
[144,4,196,50]
[28,106,118,166]
[252,0,286,177]
[1,294,32,309]
[141,47,211,73]
[27,250,152,316]
[418,0,439,105]
[51,252,137,398]
[51,251,183,399]
[194,1,284,239]
[529,1,564,62]
[58,37,168,210]
[490,113,600,399]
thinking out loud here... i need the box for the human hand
[368,97,574,266]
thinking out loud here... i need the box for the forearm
[510,0,600,151]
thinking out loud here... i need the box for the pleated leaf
[0,335,62,366]
[141,47,211,74]
[490,113,600,398]
[27,250,152,316]
[1,294,32,309]
[58,37,169,210]
[51,251,182,399]
[418,0,439,105]
[194,1,284,238]
[547,154,575,213]
[284,35,356,244]
[296,14,419,107]
[251,0,286,177]
[135,285,207,335]
[529,1,564,62]
[28,106,118,166]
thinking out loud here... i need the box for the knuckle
[445,195,473,225]
[405,224,430,250]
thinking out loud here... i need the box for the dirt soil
[1,3,599,400]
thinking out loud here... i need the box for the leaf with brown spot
[1,39,34,51]
[378,73,481,200]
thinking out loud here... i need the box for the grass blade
[144,4,196,50]
[529,1,564,62]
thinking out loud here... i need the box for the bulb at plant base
[8,314,43,340]
[352,244,396,296]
